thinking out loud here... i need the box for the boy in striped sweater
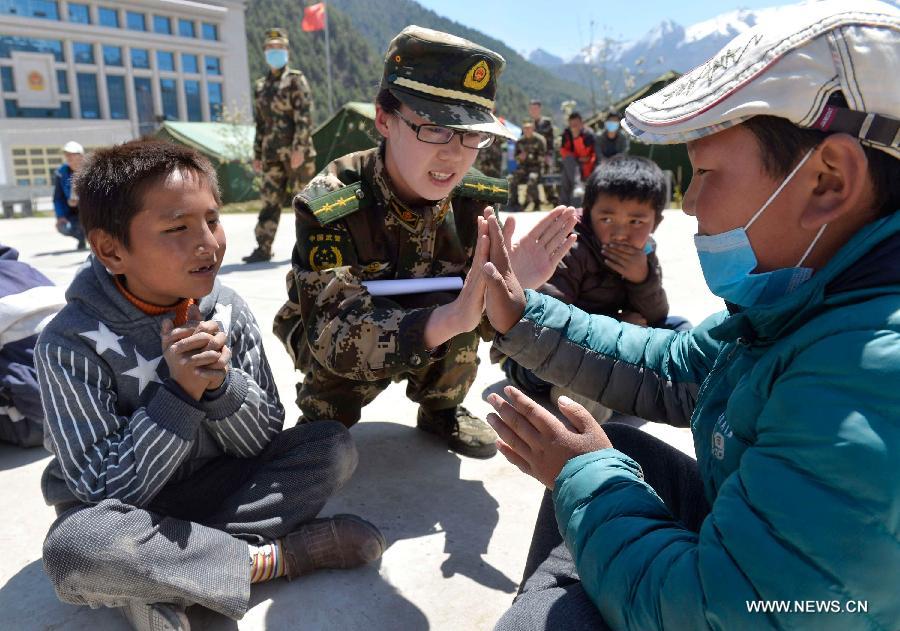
[36,141,385,631]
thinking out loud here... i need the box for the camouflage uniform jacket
[515,135,547,174]
[253,67,316,163]
[274,145,508,382]
[533,116,555,156]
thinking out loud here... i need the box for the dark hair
[743,114,900,217]
[606,111,622,120]
[74,140,220,248]
[583,155,667,224]
[376,87,401,114]
[568,111,582,121]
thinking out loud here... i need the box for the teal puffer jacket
[495,212,900,630]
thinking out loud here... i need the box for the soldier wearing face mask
[597,110,629,161]
[244,28,317,264]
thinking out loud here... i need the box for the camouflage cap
[521,120,534,128]
[381,25,516,140]
[264,27,289,45]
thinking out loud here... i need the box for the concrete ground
[0,209,723,630]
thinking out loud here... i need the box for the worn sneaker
[242,248,272,263]
[282,514,386,578]
[121,601,189,631]
[417,405,497,458]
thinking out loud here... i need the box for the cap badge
[463,60,490,91]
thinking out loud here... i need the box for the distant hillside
[246,0,591,127]
[329,0,592,126]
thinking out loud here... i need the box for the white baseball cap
[62,141,84,154]
[623,0,900,159]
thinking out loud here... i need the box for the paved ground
[0,209,722,630]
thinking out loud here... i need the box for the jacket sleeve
[199,299,284,457]
[494,290,724,425]
[625,251,669,324]
[252,83,263,161]
[554,328,900,630]
[559,130,574,158]
[283,209,438,381]
[35,341,201,506]
[291,74,314,159]
[53,171,69,218]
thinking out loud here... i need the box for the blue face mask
[604,120,620,133]
[693,148,826,308]
[265,48,289,69]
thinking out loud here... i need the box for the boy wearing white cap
[450,1,899,628]
[53,140,86,250]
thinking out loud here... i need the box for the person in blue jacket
[0,245,64,446]
[53,141,87,250]
[451,2,900,629]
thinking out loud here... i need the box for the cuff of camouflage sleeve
[397,307,439,370]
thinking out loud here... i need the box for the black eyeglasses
[394,110,495,149]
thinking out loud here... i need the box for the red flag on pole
[302,3,326,32]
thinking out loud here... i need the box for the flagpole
[324,2,333,115]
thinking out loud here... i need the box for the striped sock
[249,540,286,583]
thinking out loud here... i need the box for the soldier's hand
[507,206,578,289]
[253,159,262,173]
[290,150,303,170]
[482,211,527,334]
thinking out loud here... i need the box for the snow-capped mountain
[528,1,899,99]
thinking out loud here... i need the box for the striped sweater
[36,256,284,508]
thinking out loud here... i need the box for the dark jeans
[495,423,710,631]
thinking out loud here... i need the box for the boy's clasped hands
[459,207,616,489]
[161,304,231,401]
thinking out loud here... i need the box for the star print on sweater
[79,322,126,357]
[122,350,163,395]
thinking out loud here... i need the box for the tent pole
[324,2,334,116]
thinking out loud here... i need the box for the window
[125,11,145,31]
[181,53,198,74]
[157,51,175,72]
[131,48,149,69]
[73,42,94,64]
[178,18,194,38]
[76,72,99,118]
[153,15,171,34]
[8,145,69,186]
[184,79,201,121]
[68,2,89,23]
[106,75,126,119]
[201,22,218,41]
[98,6,117,27]
[133,76,154,135]
[204,56,220,75]
[0,0,59,20]
[1,66,13,92]
[208,82,223,121]
[0,36,65,61]
[102,45,122,66]
[56,69,67,93]
[160,78,178,120]
[5,99,71,119]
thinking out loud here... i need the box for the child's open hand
[601,242,649,283]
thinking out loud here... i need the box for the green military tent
[154,121,258,204]
[587,71,694,197]
[312,102,377,172]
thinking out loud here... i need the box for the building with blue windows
[0,0,250,188]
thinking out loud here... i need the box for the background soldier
[529,99,557,205]
[512,121,547,211]
[474,110,505,177]
[244,28,316,264]
[274,26,576,460]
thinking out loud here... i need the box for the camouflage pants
[254,159,314,256]
[298,329,480,427]
[513,170,541,210]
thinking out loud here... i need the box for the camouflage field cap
[381,25,516,140]
[521,120,534,128]
[264,27,289,45]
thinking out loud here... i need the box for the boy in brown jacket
[498,155,681,417]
